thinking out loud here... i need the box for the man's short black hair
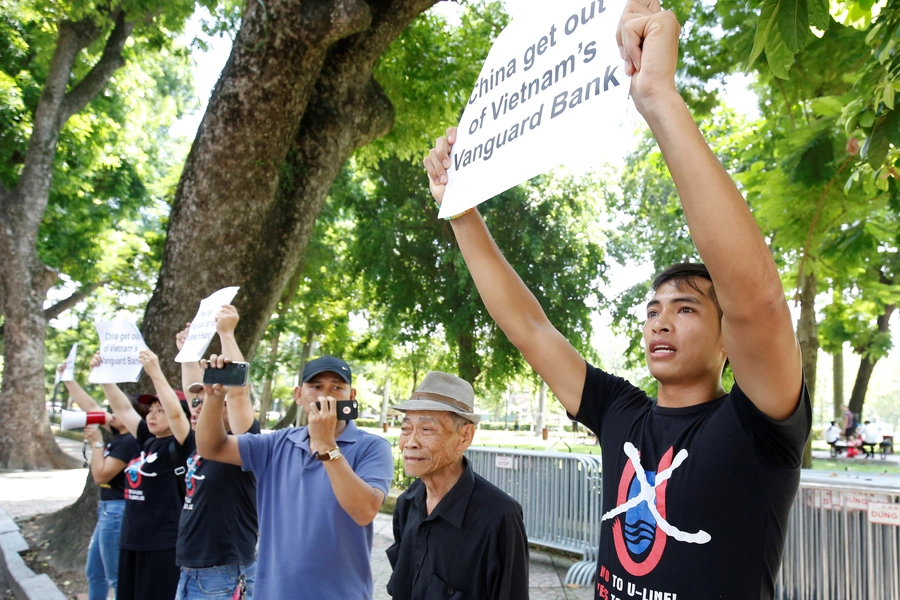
[652,263,722,321]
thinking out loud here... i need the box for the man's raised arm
[214,305,254,434]
[619,0,802,418]
[424,129,586,416]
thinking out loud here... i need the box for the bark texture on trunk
[34,472,99,570]
[142,0,438,384]
[832,350,843,422]
[0,12,131,469]
[796,271,818,469]
[848,302,896,418]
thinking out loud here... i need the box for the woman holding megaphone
[59,359,141,600]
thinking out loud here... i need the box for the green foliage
[0,1,202,303]
[365,1,509,162]
[336,155,606,393]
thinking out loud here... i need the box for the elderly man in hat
[196,355,394,600]
[386,371,529,600]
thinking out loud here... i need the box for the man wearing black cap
[196,355,394,600]
[387,371,529,599]
[99,348,192,600]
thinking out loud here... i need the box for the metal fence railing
[776,472,900,600]
[466,447,900,595]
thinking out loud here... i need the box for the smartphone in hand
[314,400,359,421]
[202,362,250,387]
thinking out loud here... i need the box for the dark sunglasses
[191,397,203,408]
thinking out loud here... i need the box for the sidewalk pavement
[0,437,594,600]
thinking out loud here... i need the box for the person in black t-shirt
[60,360,141,600]
[98,347,192,600]
[173,304,259,600]
[421,2,810,598]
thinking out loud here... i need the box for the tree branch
[59,11,135,124]
[0,280,103,338]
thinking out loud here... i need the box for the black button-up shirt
[386,458,529,599]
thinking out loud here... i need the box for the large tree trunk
[0,13,132,470]
[34,472,100,571]
[258,333,281,425]
[796,271,818,469]
[379,374,391,427]
[535,380,547,435]
[832,349,843,422]
[457,331,481,384]
[141,0,438,383]
[848,302,896,418]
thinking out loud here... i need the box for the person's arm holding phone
[195,381,243,466]
[214,305,254,434]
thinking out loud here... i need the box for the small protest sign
[88,321,147,384]
[440,0,631,218]
[174,287,240,363]
[60,343,78,382]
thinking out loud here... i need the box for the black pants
[117,547,179,600]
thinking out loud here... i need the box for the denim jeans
[175,562,256,600]
[85,499,125,600]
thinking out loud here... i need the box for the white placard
[867,502,900,526]
[439,0,631,217]
[88,321,147,384]
[495,455,518,470]
[174,287,240,363]
[60,343,78,382]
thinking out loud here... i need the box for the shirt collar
[286,420,360,452]
[414,457,475,529]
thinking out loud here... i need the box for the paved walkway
[0,438,593,599]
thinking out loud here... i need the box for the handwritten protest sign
[88,321,147,384]
[60,343,78,382]
[440,0,630,218]
[174,286,240,363]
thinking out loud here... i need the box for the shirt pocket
[424,574,470,600]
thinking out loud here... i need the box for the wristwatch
[316,447,342,461]
[92,441,104,449]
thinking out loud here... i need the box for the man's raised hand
[616,0,680,116]
[423,127,456,205]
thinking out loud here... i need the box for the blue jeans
[85,499,125,600]
[175,562,256,600]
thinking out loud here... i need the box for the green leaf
[776,0,809,53]
[766,25,796,78]
[810,96,845,117]
[749,1,779,70]
[859,110,876,128]
[886,109,900,145]
[862,117,890,168]
[807,0,830,30]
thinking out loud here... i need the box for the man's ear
[293,386,302,404]
[458,423,475,453]
[350,387,357,400]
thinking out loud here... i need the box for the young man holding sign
[424,2,810,599]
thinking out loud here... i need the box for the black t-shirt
[120,421,189,551]
[176,421,260,568]
[387,459,529,599]
[99,433,139,501]
[576,363,810,600]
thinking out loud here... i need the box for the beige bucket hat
[391,371,481,424]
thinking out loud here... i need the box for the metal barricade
[465,446,602,585]
[775,472,900,600]
[467,447,900,597]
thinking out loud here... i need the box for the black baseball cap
[301,356,351,385]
